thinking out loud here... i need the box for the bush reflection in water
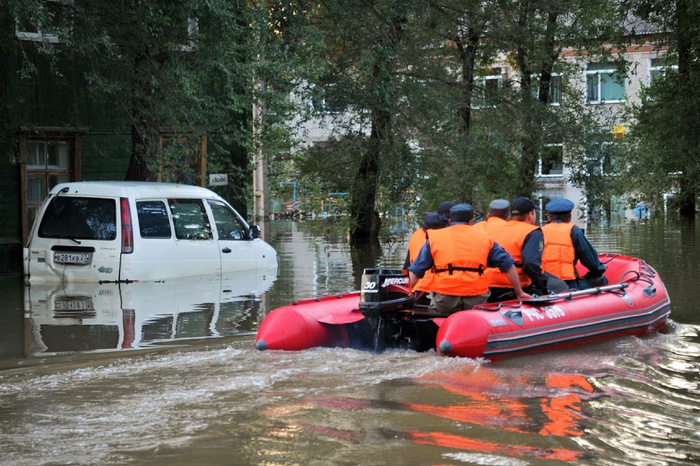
[1,218,699,466]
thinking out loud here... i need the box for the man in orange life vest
[472,198,510,235]
[407,203,531,314]
[486,197,550,302]
[404,201,454,276]
[541,198,607,290]
[404,209,451,297]
[405,202,454,269]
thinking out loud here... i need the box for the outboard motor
[359,268,414,316]
[358,268,417,352]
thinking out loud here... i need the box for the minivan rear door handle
[222,247,232,253]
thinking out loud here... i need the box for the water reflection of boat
[24,268,277,355]
[292,366,590,461]
[255,254,671,360]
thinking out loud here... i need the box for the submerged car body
[24,182,278,283]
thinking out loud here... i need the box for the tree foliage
[6,0,695,238]
[623,0,700,216]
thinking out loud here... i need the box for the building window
[537,144,564,177]
[586,63,625,104]
[532,74,561,105]
[311,83,344,114]
[18,128,84,242]
[586,142,620,176]
[473,68,503,108]
[15,0,72,43]
[649,57,677,84]
[159,133,207,186]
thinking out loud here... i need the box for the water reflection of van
[24,182,278,283]
[24,269,277,355]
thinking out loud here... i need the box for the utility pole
[252,99,266,222]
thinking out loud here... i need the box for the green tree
[62,1,251,181]
[5,0,318,206]
[302,0,422,242]
[625,0,700,217]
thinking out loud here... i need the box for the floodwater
[0,217,699,465]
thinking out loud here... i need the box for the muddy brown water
[1,217,698,465]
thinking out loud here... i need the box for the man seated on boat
[541,198,608,290]
[472,198,510,234]
[407,203,531,315]
[404,201,454,272]
[403,203,453,304]
[483,197,551,302]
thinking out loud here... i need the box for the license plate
[54,297,94,312]
[54,252,92,265]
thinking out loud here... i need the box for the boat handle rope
[620,269,654,287]
[640,260,657,279]
[600,253,620,264]
[474,302,526,312]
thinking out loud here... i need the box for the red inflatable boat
[255,254,671,360]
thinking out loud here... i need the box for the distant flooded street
[1,217,699,465]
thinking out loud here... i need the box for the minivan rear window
[137,201,172,238]
[38,196,117,240]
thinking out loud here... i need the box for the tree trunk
[349,111,386,243]
[125,49,159,182]
[455,29,481,134]
[678,175,696,217]
[515,44,538,197]
[348,14,405,243]
[676,0,697,217]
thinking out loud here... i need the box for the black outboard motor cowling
[359,268,414,316]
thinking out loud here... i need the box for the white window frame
[15,0,72,43]
[585,141,616,177]
[648,58,678,84]
[586,63,626,104]
[531,73,561,105]
[473,68,503,109]
[536,143,564,178]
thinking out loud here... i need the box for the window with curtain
[586,63,626,103]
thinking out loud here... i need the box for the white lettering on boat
[523,308,544,321]
[489,318,509,327]
[543,305,565,318]
[522,305,565,322]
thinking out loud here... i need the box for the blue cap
[424,213,448,229]
[489,199,510,210]
[546,198,575,214]
[510,197,538,214]
[437,201,455,216]
[450,203,473,213]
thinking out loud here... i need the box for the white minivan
[24,181,278,283]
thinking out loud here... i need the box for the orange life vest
[486,221,539,288]
[428,224,492,296]
[472,217,509,237]
[541,222,577,280]
[407,227,432,292]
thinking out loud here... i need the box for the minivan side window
[169,199,212,240]
[208,200,248,240]
[38,196,116,240]
[136,201,172,238]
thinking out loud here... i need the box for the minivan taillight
[120,197,134,254]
